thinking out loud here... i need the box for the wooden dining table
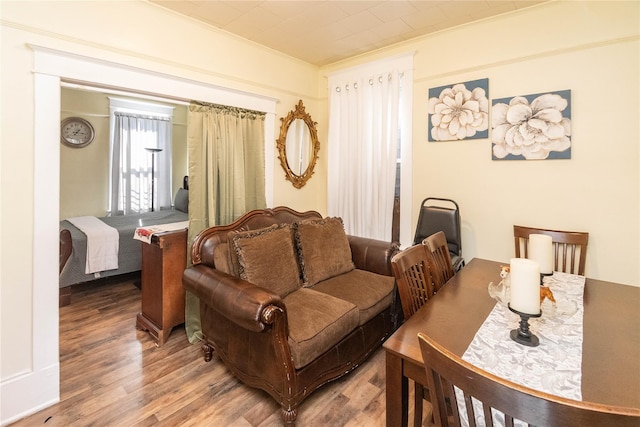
[383,258,640,427]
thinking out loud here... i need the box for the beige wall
[60,89,110,217]
[60,88,189,219]
[0,1,322,423]
[1,0,638,424]
[321,0,639,287]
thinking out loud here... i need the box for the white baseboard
[0,364,59,426]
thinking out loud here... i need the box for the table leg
[386,351,409,427]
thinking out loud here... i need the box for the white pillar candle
[509,258,541,315]
[528,234,553,274]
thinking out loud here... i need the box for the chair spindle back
[514,225,588,275]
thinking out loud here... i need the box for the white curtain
[327,54,412,241]
[110,113,172,215]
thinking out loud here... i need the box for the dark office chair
[414,197,464,272]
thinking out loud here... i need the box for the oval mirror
[276,100,320,189]
[286,119,311,176]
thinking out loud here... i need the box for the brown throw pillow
[226,229,247,277]
[294,217,355,287]
[231,224,302,298]
[213,243,235,276]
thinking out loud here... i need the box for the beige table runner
[457,271,586,427]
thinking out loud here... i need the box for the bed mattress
[59,210,188,288]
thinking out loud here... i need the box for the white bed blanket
[67,216,119,274]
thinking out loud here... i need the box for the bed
[59,188,189,289]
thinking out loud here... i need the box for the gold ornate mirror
[277,100,320,189]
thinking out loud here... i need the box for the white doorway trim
[6,44,277,423]
[0,72,64,426]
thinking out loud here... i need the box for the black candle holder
[508,304,542,347]
[539,272,553,286]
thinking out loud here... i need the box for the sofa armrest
[183,265,286,333]
[348,235,400,277]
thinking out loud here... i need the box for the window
[108,98,174,215]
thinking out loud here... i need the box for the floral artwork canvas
[492,89,572,160]
[428,78,489,141]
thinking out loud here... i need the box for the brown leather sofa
[183,206,399,425]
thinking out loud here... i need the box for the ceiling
[150,1,549,66]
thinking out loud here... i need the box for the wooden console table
[136,228,187,346]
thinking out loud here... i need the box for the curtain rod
[61,81,190,106]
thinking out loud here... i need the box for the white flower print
[492,93,571,160]
[428,83,489,141]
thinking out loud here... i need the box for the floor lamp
[145,148,163,212]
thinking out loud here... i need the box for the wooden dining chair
[514,225,589,275]
[390,244,438,427]
[391,243,438,320]
[423,231,455,289]
[418,332,640,427]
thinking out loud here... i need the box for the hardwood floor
[10,277,431,427]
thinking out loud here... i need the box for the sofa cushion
[231,224,302,298]
[311,269,395,325]
[284,288,359,369]
[294,217,355,287]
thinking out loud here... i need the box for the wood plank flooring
[9,277,432,426]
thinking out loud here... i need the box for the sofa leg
[202,342,214,362]
[281,406,298,426]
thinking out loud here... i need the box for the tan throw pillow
[294,217,355,287]
[231,224,302,298]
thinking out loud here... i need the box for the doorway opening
[29,45,277,417]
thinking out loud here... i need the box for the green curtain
[185,101,267,344]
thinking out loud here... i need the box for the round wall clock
[60,117,95,148]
